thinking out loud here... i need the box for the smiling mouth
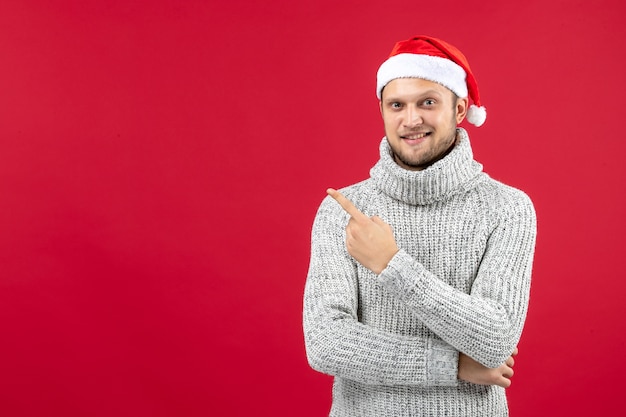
[401,132,430,140]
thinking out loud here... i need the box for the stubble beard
[391,128,459,170]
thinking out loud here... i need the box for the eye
[423,99,436,106]
[390,102,403,109]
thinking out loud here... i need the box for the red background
[1,0,625,416]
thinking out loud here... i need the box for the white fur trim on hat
[376,53,468,99]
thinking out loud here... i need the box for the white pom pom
[467,104,487,127]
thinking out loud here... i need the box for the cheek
[391,113,405,126]
[382,114,399,130]
[431,110,454,126]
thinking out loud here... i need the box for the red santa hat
[376,35,487,127]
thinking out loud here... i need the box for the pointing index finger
[327,188,367,220]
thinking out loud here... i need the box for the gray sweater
[303,129,537,416]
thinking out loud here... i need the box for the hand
[327,188,399,274]
[458,348,518,388]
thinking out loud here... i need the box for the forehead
[382,77,453,100]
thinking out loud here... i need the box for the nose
[404,106,423,128]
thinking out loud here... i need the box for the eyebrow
[382,89,444,103]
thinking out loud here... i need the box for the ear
[379,100,383,117]
[455,97,469,124]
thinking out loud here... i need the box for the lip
[400,131,430,144]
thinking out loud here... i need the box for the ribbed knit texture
[303,129,537,417]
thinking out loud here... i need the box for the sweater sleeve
[378,191,537,368]
[303,195,459,386]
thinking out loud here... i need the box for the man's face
[380,78,468,171]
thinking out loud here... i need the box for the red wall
[1,0,625,415]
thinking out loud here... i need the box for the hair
[451,90,460,110]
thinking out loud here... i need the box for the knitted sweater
[303,129,537,417]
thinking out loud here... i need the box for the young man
[303,35,537,416]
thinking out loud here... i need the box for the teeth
[406,133,427,139]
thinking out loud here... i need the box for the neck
[370,128,483,205]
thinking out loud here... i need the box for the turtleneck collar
[370,128,483,206]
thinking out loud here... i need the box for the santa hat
[376,35,487,127]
